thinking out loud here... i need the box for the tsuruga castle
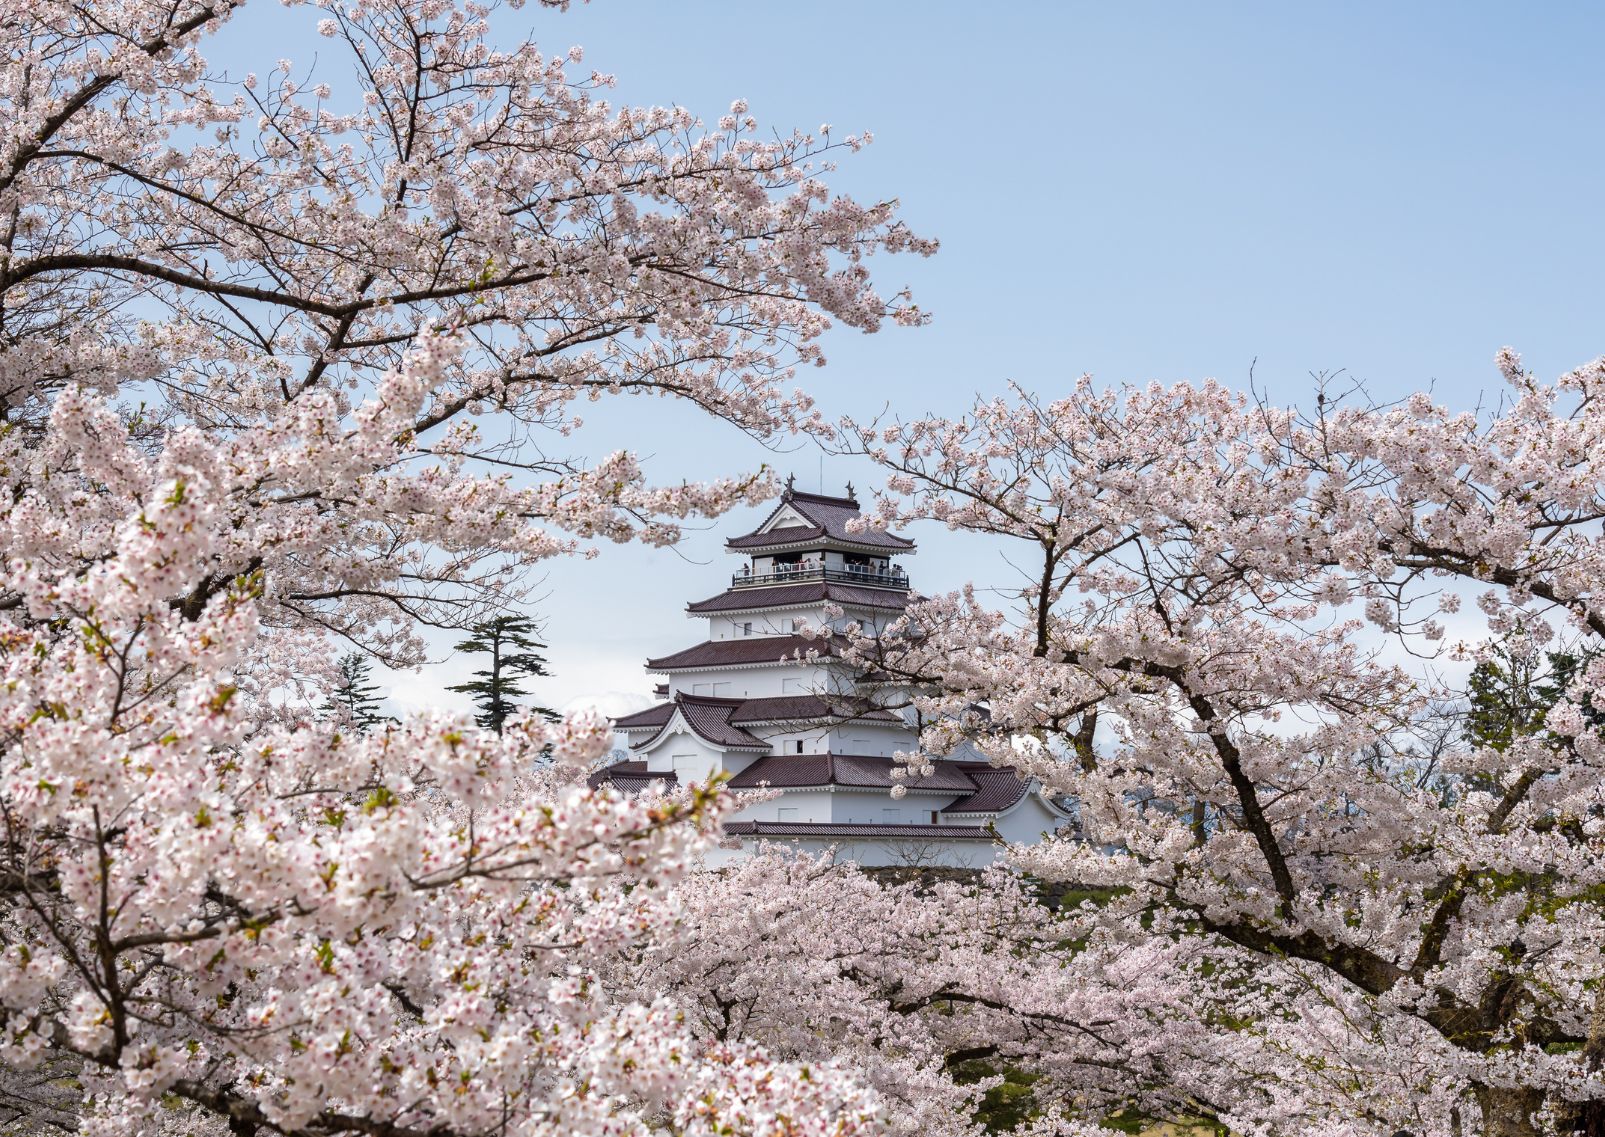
[590,482,1071,866]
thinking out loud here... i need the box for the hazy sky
[212,1,1605,714]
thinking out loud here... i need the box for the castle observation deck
[724,480,913,593]
[731,564,908,591]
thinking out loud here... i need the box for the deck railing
[731,565,909,591]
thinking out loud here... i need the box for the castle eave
[724,488,915,553]
[724,820,993,841]
[645,634,841,672]
[687,581,911,615]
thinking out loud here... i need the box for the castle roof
[940,765,1033,813]
[590,750,1036,820]
[731,695,902,725]
[625,693,770,752]
[587,761,676,793]
[723,820,994,841]
[686,581,911,615]
[614,694,902,733]
[613,703,676,730]
[725,753,981,793]
[725,488,915,553]
[645,634,840,672]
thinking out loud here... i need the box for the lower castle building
[589,483,1071,866]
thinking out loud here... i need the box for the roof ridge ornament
[783,473,796,499]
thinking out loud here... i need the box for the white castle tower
[591,481,1071,866]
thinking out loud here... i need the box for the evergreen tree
[1463,637,1604,753]
[322,652,396,733]
[1463,639,1550,753]
[446,615,558,734]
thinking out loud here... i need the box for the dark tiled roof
[726,490,915,552]
[588,760,679,793]
[609,774,677,793]
[724,820,994,840]
[617,695,901,736]
[630,694,770,751]
[726,753,979,793]
[676,697,770,750]
[726,525,827,549]
[687,582,911,614]
[614,702,675,730]
[834,754,979,791]
[646,634,838,672]
[725,753,833,788]
[942,765,1032,813]
[728,695,903,725]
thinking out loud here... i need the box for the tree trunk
[1557,1102,1605,1137]
[1474,1085,1545,1137]
[1553,979,1605,1134]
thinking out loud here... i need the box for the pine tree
[446,615,558,734]
[1463,641,1549,754]
[322,652,396,733]
[1464,638,1604,753]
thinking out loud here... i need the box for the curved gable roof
[724,820,994,841]
[634,694,770,752]
[727,694,903,726]
[725,489,914,553]
[726,753,978,793]
[588,760,679,794]
[614,702,675,730]
[941,765,1032,814]
[618,694,903,734]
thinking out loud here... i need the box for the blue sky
[213,2,1605,712]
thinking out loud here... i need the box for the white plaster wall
[706,606,902,639]
[820,723,918,756]
[707,612,817,640]
[829,789,957,824]
[664,661,836,699]
[681,678,739,697]
[826,612,885,635]
[965,796,1069,845]
[642,730,723,785]
[719,752,765,778]
[732,722,916,757]
[727,789,836,824]
[757,728,829,754]
[721,785,963,828]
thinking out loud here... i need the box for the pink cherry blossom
[844,367,1605,1136]
[0,1,935,1133]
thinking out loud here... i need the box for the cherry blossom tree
[0,0,937,1133]
[629,852,1444,1137]
[614,850,1280,1137]
[2,0,932,661]
[844,361,1605,1136]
